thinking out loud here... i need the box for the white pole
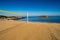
[27,11,28,23]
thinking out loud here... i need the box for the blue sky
[0,0,60,16]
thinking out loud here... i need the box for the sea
[21,16,60,23]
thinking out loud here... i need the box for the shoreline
[0,20,60,31]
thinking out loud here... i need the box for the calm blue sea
[21,16,60,23]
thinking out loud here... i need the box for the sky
[0,0,60,16]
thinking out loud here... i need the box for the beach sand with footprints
[0,20,60,40]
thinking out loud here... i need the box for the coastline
[0,20,60,31]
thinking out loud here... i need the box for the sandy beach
[0,20,60,40]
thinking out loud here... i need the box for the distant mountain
[0,15,26,20]
[38,15,48,18]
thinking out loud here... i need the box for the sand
[0,20,60,40]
